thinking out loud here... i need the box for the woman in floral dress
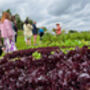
[0,12,17,53]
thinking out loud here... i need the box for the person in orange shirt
[56,23,61,35]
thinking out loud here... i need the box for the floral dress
[4,38,17,53]
[0,19,17,53]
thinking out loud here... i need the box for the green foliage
[32,52,42,60]
[25,17,33,24]
[61,47,75,54]
[1,30,89,57]
[52,28,56,33]
[3,9,34,30]
[16,31,90,51]
[43,27,48,32]
[6,9,12,15]
[15,14,23,30]
[51,51,55,55]
[42,32,90,41]
[69,30,78,33]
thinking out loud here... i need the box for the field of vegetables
[16,31,90,52]
[0,46,90,90]
[0,31,90,90]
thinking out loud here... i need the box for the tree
[52,28,56,33]
[15,14,23,30]
[25,17,33,24]
[2,9,33,30]
[29,19,33,24]
[6,9,12,15]
[69,30,77,33]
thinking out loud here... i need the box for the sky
[0,0,90,31]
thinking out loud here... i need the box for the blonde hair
[1,12,11,23]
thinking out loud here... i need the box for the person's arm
[30,24,33,29]
[27,24,33,31]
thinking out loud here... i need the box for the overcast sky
[0,0,90,31]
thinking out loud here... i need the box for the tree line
[0,9,47,32]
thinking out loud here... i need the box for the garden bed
[0,46,90,90]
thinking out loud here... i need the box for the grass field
[16,30,41,50]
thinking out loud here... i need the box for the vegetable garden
[0,31,90,90]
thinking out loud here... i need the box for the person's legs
[40,32,44,40]
[15,34,17,42]
[25,36,31,45]
[34,34,37,45]
[0,46,3,56]
[27,38,30,45]
[4,36,17,53]
[10,39,17,51]
[39,33,42,40]
[4,38,11,53]
[26,40,29,45]
[24,36,28,45]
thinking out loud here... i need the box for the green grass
[16,30,90,50]
[16,30,41,50]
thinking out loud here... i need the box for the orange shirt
[56,26,61,35]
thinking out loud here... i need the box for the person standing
[23,20,33,45]
[56,23,61,35]
[32,22,38,45]
[38,27,44,40]
[0,18,3,55]
[11,16,18,43]
[0,18,3,44]
[0,12,17,53]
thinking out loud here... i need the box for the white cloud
[0,0,90,31]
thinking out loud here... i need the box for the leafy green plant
[51,51,55,55]
[32,51,42,60]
